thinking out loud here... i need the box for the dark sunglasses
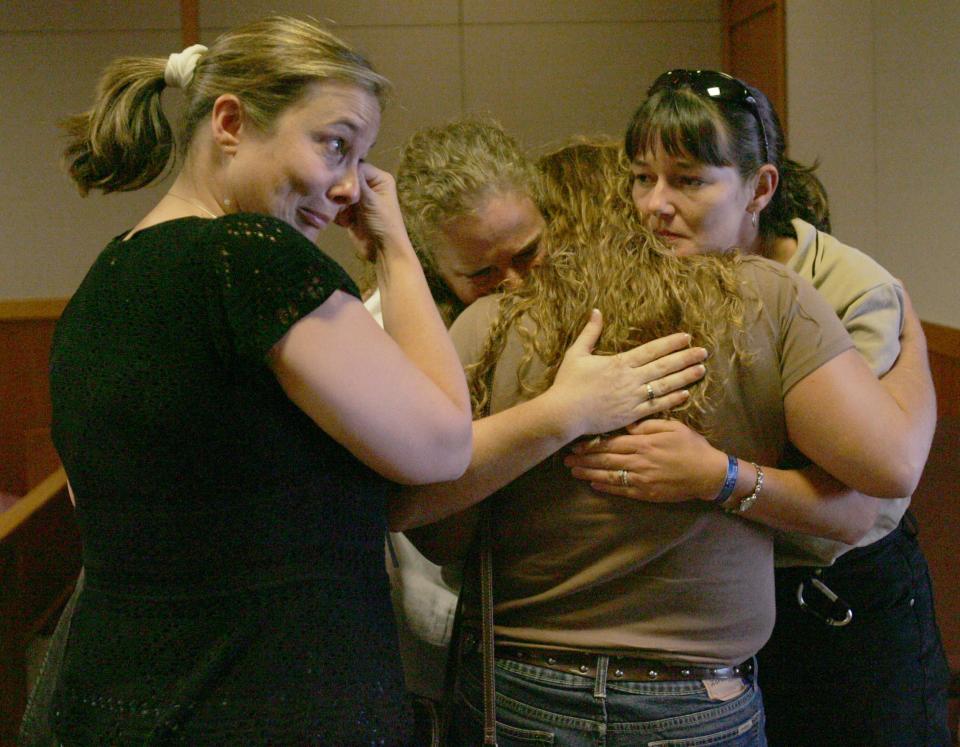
[648,69,770,164]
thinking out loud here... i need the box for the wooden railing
[0,299,66,498]
[0,467,81,745]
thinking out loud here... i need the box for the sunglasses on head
[648,69,770,164]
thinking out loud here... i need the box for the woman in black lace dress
[28,16,479,745]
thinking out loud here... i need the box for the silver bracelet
[726,463,764,514]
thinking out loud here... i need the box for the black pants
[758,518,952,746]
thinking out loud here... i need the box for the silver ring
[646,383,656,401]
[617,468,630,487]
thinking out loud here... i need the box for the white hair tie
[164,43,207,89]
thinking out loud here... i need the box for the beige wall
[6,1,954,325]
[786,0,960,328]
[0,0,721,295]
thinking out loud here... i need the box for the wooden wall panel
[914,321,960,735]
[0,469,80,746]
[723,0,786,131]
[0,301,64,496]
[180,0,198,46]
[924,320,960,420]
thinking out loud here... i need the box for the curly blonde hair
[395,117,540,326]
[469,138,750,430]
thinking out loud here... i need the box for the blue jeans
[450,652,767,746]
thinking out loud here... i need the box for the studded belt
[494,644,754,682]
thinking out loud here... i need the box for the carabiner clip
[796,577,853,627]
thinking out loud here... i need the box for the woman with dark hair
[411,138,934,746]
[567,71,950,746]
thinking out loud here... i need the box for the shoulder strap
[477,362,499,745]
[480,504,498,745]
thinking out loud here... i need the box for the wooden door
[723,0,786,127]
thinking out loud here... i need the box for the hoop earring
[751,211,758,228]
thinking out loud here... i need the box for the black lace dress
[41,215,412,745]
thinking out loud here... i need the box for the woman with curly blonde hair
[470,139,745,427]
[413,140,933,746]
[376,122,708,742]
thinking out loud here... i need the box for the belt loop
[594,655,609,699]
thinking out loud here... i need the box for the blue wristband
[713,454,739,505]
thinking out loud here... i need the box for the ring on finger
[646,383,656,401]
[617,468,630,487]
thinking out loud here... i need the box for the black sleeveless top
[47,215,412,745]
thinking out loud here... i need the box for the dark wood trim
[0,467,79,745]
[722,0,787,128]
[0,303,64,496]
[724,0,777,27]
[180,0,199,47]
[923,320,960,420]
[0,298,68,321]
[923,320,960,359]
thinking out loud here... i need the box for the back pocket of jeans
[647,709,762,746]
[454,690,556,745]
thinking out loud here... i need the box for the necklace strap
[167,191,220,219]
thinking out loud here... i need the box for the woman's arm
[270,163,472,485]
[390,316,708,532]
[564,419,879,543]
[271,291,472,485]
[874,288,937,475]
[564,340,930,527]
[342,162,472,422]
[784,340,931,499]
[564,290,933,536]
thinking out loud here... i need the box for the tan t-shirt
[775,218,909,566]
[450,257,853,666]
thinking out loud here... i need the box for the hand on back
[547,310,707,437]
[564,419,727,502]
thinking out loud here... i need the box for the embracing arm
[391,317,708,532]
[271,291,471,485]
[874,289,937,480]
[785,332,932,498]
[564,288,932,533]
[565,342,927,533]
[564,419,879,543]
